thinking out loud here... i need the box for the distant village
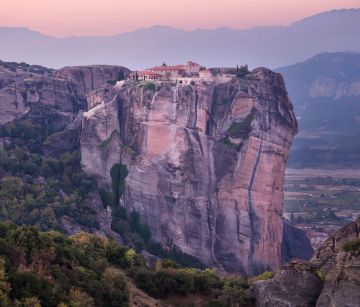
[128,61,249,85]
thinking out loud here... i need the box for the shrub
[343,239,360,252]
[101,268,129,306]
[106,80,117,86]
[143,82,156,91]
[248,271,274,284]
[110,163,128,204]
[174,271,195,295]
[116,71,125,81]
[129,211,151,244]
[227,111,254,139]
[147,243,206,269]
[236,65,250,78]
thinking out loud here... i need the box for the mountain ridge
[276,51,360,168]
[1,8,360,69]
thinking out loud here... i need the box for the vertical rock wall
[81,68,297,275]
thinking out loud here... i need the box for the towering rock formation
[81,68,298,275]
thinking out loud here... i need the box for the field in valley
[284,168,360,249]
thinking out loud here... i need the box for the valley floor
[284,168,360,249]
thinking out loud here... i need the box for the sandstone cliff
[81,68,298,275]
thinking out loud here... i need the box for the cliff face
[0,62,130,152]
[54,65,130,97]
[81,68,298,275]
[281,222,314,264]
[0,62,84,126]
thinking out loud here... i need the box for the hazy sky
[1,0,359,37]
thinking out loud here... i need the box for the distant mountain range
[277,52,360,168]
[1,8,360,69]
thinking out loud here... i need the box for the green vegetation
[343,239,360,252]
[99,130,120,150]
[0,222,258,306]
[248,271,274,284]
[128,266,252,305]
[0,222,143,306]
[106,71,126,86]
[227,111,254,139]
[236,65,251,78]
[0,60,53,75]
[0,110,98,232]
[0,107,65,154]
[0,146,98,231]
[117,71,125,81]
[106,80,117,86]
[221,137,238,149]
[147,243,206,269]
[143,82,156,91]
[110,163,129,204]
[314,270,325,282]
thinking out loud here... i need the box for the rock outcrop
[248,219,360,306]
[312,219,360,307]
[81,68,298,275]
[0,62,84,125]
[0,63,128,152]
[247,261,323,307]
[54,65,130,97]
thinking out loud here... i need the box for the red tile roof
[137,70,162,76]
[148,65,187,71]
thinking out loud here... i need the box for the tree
[0,258,10,306]
[110,163,128,204]
[236,65,250,78]
[101,268,128,306]
[125,249,136,266]
[117,71,125,81]
[69,288,95,307]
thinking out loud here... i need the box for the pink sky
[1,0,359,37]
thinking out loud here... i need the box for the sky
[0,0,359,37]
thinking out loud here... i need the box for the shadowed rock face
[81,68,298,275]
[282,222,314,264]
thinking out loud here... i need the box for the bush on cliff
[110,163,128,204]
[236,65,251,78]
[343,239,360,252]
[227,110,254,139]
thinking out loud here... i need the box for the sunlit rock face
[81,68,297,275]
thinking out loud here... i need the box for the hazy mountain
[276,52,360,168]
[1,8,360,69]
